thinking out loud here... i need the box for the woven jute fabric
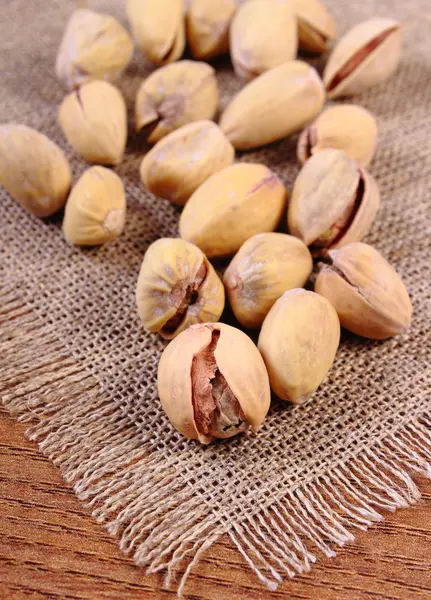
[1,0,431,595]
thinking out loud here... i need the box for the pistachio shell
[63,166,126,246]
[294,0,336,53]
[127,0,185,65]
[135,60,219,143]
[323,18,402,99]
[230,0,297,80]
[136,238,225,339]
[224,233,312,328]
[0,124,71,217]
[179,163,287,258]
[158,322,271,443]
[297,104,378,167]
[187,0,236,59]
[55,9,134,90]
[58,81,127,166]
[219,60,325,150]
[258,289,340,403]
[315,243,412,339]
[287,149,380,256]
[140,121,234,206]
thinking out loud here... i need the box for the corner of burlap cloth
[1,0,431,597]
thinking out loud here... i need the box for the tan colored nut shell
[297,104,378,167]
[158,322,271,443]
[63,166,126,246]
[294,0,336,53]
[135,60,219,144]
[0,124,71,218]
[127,0,185,65]
[315,243,412,339]
[136,238,225,339]
[140,121,234,206]
[224,233,312,329]
[258,289,340,403]
[55,9,134,90]
[230,0,297,80]
[187,0,236,59]
[220,60,325,150]
[58,81,127,166]
[287,149,380,255]
[323,18,402,99]
[179,163,286,258]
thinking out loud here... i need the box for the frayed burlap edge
[1,283,430,597]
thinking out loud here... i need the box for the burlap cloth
[1,0,430,595]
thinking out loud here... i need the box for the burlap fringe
[1,285,430,597]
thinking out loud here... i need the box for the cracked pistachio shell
[158,322,271,443]
[179,163,286,258]
[127,0,185,65]
[135,60,219,143]
[323,18,402,99]
[258,289,340,403]
[55,9,134,90]
[63,166,126,246]
[0,124,71,218]
[224,233,312,329]
[230,0,297,80]
[187,0,236,59]
[293,0,336,53]
[287,149,380,256]
[297,104,378,167]
[136,238,225,340]
[58,81,127,166]
[220,60,325,150]
[315,243,412,339]
[140,121,234,206]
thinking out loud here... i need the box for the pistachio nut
[258,289,340,403]
[158,322,271,443]
[220,60,325,150]
[293,0,336,54]
[140,121,234,206]
[287,149,380,257]
[58,81,127,166]
[230,0,297,80]
[63,166,126,246]
[323,18,402,99]
[127,0,185,65]
[187,0,236,60]
[315,242,412,339]
[0,124,71,218]
[224,233,312,329]
[136,238,225,339]
[135,60,219,144]
[179,163,286,258]
[297,104,378,167]
[55,9,134,90]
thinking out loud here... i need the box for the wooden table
[1,407,430,600]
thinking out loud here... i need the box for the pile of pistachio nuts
[0,1,412,445]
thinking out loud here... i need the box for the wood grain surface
[0,406,430,600]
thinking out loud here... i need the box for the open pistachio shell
[294,0,336,54]
[186,0,236,59]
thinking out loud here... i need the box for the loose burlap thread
[1,0,431,595]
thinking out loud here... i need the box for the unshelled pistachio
[287,149,380,256]
[293,0,336,53]
[315,242,412,339]
[258,289,340,403]
[55,9,134,90]
[158,322,271,443]
[224,233,312,328]
[179,163,287,258]
[187,0,236,59]
[0,124,71,217]
[63,166,126,246]
[135,60,219,143]
[136,238,225,340]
